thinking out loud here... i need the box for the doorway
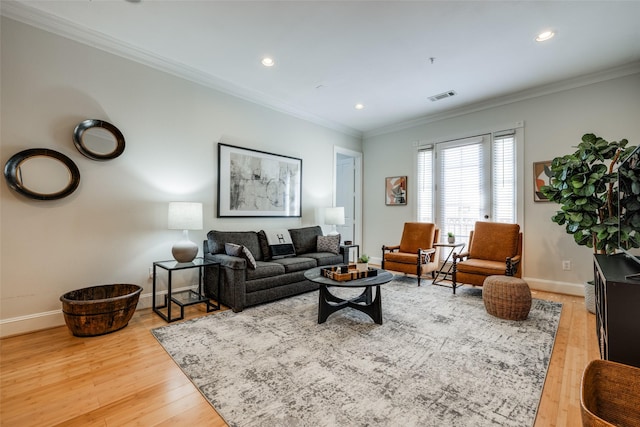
[334,147,362,256]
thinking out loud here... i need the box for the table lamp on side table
[168,201,203,263]
[325,207,345,237]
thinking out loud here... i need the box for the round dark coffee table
[304,267,393,324]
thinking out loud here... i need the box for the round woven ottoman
[483,275,532,320]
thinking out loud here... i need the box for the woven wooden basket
[482,275,531,321]
[581,359,640,427]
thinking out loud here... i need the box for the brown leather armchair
[451,221,522,294]
[381,222,440,286]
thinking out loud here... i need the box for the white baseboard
[0,280,583,338]
[524,277,585,297]
[0,288,183,338]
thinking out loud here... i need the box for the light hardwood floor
[1,288,598,426]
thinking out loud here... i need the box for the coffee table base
[318,284,383,324]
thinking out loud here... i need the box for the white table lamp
[325,207,345,236]
[168,202,203,263]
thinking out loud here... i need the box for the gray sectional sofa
[203,226,343,312]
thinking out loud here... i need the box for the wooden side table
[152,257,220,322]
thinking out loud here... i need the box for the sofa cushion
[317,234,340,254]
[271,256,317,273]
[289,226,323,254]
[225,243,257,269]
[207,230,263,261]
[246,261,286,280]
[304,252,344,267]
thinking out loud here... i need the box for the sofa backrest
[288,226,323,255]
[206,230,263,261]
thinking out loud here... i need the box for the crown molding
[4,1,637,141]
[364,61,640,139]
[1,1,363,139]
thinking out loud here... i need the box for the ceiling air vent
[429,90,456,102]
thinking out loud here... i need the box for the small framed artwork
[385,176,407,205]
[217,143,302,217]
[533,161,552,202]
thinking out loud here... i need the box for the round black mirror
[73,119,125,161]
[4,148,80,200]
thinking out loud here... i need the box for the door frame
[333,146,363,248]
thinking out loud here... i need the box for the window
[417,146,433,223]
[417,131,516,245]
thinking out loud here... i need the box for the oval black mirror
[3,148,80,200]
[73,119,125,161]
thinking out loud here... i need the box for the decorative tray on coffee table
[321,265,378,282]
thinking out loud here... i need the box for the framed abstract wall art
[217,143,302,217]
[385,176,407,206]
[533,161,552,202]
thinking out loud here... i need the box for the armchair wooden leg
[452,260,458,295]
[506,257,513,276]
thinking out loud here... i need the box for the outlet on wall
[148,267,154,279]
[562,260,571,271]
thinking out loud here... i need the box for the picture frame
[385,176,407,206]
[217,143,302,217]
[533,161,552,202]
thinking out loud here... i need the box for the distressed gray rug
[151,277,562,427]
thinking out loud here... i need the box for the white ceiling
[3,1,640,137]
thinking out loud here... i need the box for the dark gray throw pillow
[257,230,272,261]
[317,234,341,254]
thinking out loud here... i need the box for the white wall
[0,18,361,336]
[363,72,640,295]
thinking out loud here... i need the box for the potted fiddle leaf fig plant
[540,133,636,312]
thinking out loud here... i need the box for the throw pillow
[262,229,296,259]
[225,243,257,269]
[317,234,341,254]
[224,243,243,257]
[240,246,257,269]
[257,230,272,261]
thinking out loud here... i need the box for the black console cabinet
[593,254,640,367]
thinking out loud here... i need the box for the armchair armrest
[382,244,400,252]
[506,255,521,276]
[381,244,400,270]
[453,251,470,261]
[418,247,436,263]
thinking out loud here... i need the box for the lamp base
[172,230,198,263]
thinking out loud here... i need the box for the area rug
[151,277,562,427]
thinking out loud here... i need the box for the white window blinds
[417,146,433,223]
[416,130,517,244]
[492,131,516,223]
[438,137,487,242]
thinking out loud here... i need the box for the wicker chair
[581,359,640,427]
[451,221,522,294]
[381,222,439,286]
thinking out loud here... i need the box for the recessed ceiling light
[355,103,365,110]
[536,31,555,42]
[261,57,275,67]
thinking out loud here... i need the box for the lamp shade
[168,202,203,230]
[325,207,345,226]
